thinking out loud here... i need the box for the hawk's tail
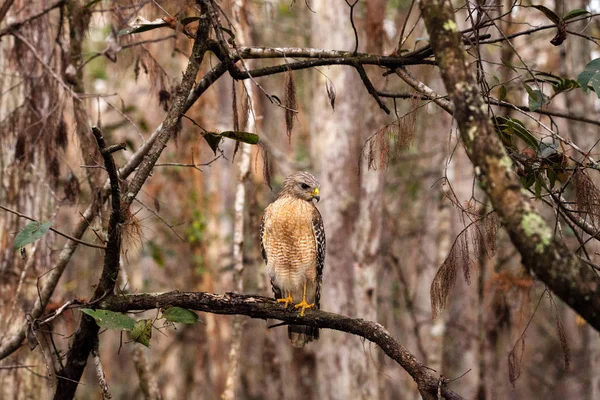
[288,325,319,348]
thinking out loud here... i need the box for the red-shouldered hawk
[260,171,325,347]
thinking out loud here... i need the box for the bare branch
[355,64,390,114]
[419,0,600,332]
[91,339,112,400]
[0,11,224,362]
[98,291,464,400]
[344,0,360,54]
[0,0,65,38]
[54,125,126,398]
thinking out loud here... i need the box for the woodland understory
[1,0,600,399]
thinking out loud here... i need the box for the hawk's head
[280,171,321,202]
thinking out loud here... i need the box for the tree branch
[0,204,106,249]
[121,4,211,211]
[54,126,124,399]
[419,0,600,332]
[0,0,64,38]
[355,64,390,114]
[0,13,224,362]
[376,91,600,127]
[98,291,464,400]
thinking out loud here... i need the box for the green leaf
[526,73,580,95]
[162,307,200,324]
[552,78,580,95]
[498,85,507,101]
[84,0,102,8]
[510,121,539,150]
[219,131,259,145]
[531,5,561,24]
[521,173,536,189]
[13,221,53,251]
[130,319,153,348]
[563,9,590,21]
[494,116,540,151]
[81,309,136,331]
[577,58,600,98]
[202,131,258,154]
[203,133,222,155]
[524,83,549,111]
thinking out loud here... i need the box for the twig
[133,198,185,242]
[132,347,161,400]
[394,67,453,113]
[0,0,15,24]
[0,5,221,363]
[99,291,465,400]
[477,13,600,46]
[0,364,38,370]
[378,91,600,127]
[12,32,75,96]
[499,100,597,164]
[345,0,360,54]
[354,64,390,114]
[153,157,222,169]
[0,0,65,38]
[0,204,107,249]
[92,338,112,399]
[38,299,80,326]
[397,0,416,51]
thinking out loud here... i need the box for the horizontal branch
[209,41,436,81]
[99,291,463,400]
[377,90,600,127]
[236,33,491,62]
[478,13,600,46]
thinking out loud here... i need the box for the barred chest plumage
[262,196,318,291]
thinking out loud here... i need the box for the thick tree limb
[419,0,600,331]
[0,36,224,363]
[54,126,125,399]
[53,6,214,397]
[98,291,464,400]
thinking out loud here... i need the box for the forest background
[1,0,600,399]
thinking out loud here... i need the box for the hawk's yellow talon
[294,299,314,317]
[277,294,294,309]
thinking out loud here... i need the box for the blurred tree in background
[1,0,600,399]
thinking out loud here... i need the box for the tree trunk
[311,0,371,398]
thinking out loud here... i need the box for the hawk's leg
[294,282,315,317]
[277,293,294,309]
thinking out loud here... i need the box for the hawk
[260,171,326,347]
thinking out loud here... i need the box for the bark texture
[419,0,600,331]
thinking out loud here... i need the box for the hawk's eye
[300,183,310,190]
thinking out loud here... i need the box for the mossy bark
[419,0,600,330]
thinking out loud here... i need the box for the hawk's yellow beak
[312,187,320,202]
